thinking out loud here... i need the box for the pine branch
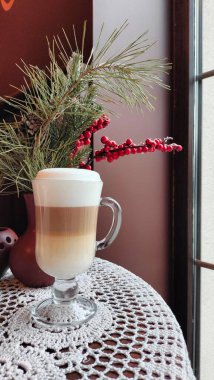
[0,21,171,194]
[1,22,170,136]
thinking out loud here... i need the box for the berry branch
[69,115,183,170]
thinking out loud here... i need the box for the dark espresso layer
[35,206,99,235]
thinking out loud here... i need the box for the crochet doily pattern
[0,258,195,380]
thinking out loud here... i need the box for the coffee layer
[35,206,99,235]
[35,206,99,278]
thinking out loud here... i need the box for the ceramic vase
[9,193,54,287]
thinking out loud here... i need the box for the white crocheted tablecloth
[0,258,195,380]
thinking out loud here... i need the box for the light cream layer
[36,233,96,279]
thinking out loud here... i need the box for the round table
[0,258,195,380]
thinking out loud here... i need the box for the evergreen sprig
[0,21,170,194]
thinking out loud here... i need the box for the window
[171,1,214,379]
[194,0,214,379]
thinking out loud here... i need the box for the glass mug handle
[96,197,122,251]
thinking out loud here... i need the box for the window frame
[171,1,214,377]
[170,0,196,366]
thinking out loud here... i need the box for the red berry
[148,146,155,152]
[176,145,183,152]
[142,146,149,153]
[166,145,173,152]
[110,140,117,147]
[145,138,153,145]
[75,140,81,147]
[83,138,91,145]
[95,156,102,162]
[137,146,143,153]
[119,150,125,156]
[113,152,119,159]
[107,156,114,162]
[156,144,163,151]
[102,115,110,125]
[126,138,133,146]
[131,147,137,154]
[161,144,168,152]
[85,165,92,170]
[125,148,131,155]
[101,136,109,144]
[102,120,110,127]
[84,131,92,139]
[105,140,111,146]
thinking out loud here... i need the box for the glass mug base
[32,296,97,327]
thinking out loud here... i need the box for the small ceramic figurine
[0,227,18,278]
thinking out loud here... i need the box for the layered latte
[33,168,103,279]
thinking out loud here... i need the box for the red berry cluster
[80,136,182,169]
[74,114,110,152]
[70,114,182,170]
[70,115,110,170]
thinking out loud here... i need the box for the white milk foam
[32,168,103,207]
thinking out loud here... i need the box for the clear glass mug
[32,168,122,327]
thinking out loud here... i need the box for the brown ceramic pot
[9,193,54,288]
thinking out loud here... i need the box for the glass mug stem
[52,278,78,305]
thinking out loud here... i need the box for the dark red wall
[0,0,92,96]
